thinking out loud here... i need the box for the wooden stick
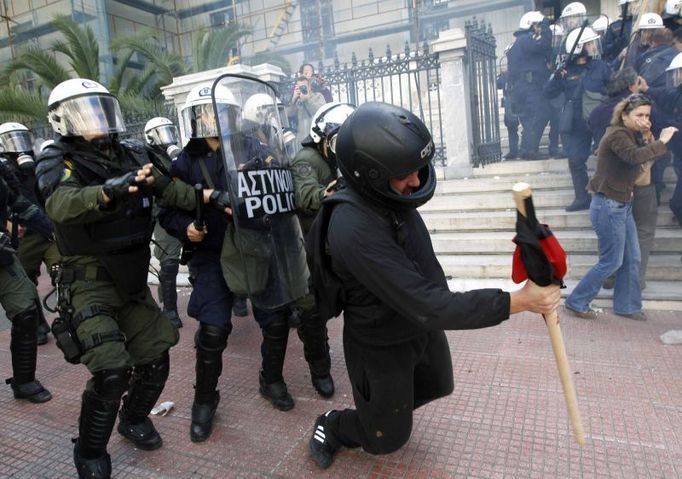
[512,182,586,446]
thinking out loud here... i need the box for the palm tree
[190,23,291,75]
[0,15,102,122]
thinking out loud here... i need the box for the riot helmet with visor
[48,79,126,137]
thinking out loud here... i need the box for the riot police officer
[35,78,201,479]
[0,169,52,404]
[144,117,183,328]
[215,79,322,416]
[289,101,357,397]
[642,52,682,228]
[0,122,58,344]
[604,0,639,64]
[158,83,240,443]
[545,27,612,211]
[507,11,552,160]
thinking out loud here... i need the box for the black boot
[191,324,228,443]
[159,261,182,328]
[297,311,334,398]
[35,298,50,345]
[566,165,591,212]
[259,317,294,411]
[117,352,169,450]
[6,308,51,403]
[74,369,129,479]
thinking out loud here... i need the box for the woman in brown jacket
[564,94,677,321]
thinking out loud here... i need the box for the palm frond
[244,51,292,76]
[113,31,188,86]
[191,23,253,71]
[1,45,71,89]
[108,49,136,96]
[50,15,100,80]
[0,86,48,122]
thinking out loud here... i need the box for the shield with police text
[213,74,308,310]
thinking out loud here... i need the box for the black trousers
[330,329,454,455]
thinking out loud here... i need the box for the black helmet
[336,102,436,209]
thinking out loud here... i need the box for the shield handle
[513,182,586,446]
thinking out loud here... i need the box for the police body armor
[213,75,308,310]
[39,138,154,298]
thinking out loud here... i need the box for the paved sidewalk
[1,279,681,478]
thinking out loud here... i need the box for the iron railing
[279,42,446,165]
[465,18,501,167]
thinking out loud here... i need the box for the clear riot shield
[213,74,308,310]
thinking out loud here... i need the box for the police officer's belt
[59,265,113,283]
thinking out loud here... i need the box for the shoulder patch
[295,162,313,177]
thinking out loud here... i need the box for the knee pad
[11,308,38,334]
[197,324,228,353]
[262,316,289,340]
[92,367,131,401]
[134,351,170,385]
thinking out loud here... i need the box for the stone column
[431,29,473,179]
[160,64,287,145]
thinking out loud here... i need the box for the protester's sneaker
[564,304,598,320]
[615,311,647,321]
[309,411,339,469]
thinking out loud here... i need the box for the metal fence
[279,42,446,165]
[465,18,501,167]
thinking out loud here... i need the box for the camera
[299,85,308,95]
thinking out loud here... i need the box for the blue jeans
[566,194,642,315]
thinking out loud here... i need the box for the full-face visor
[560,14,586,31]
[57,94,126,136]
[328,133,338,154]
[581,37,603,58]
[148,125,178,146]
[666,67,682,88]
[182,103,221,138]
[0,130,34,153]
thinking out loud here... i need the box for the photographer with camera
[287,70,326,144]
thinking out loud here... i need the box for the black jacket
[323,188,510,346]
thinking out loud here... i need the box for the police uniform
[159,134,299,443]
[1,151,60,343]
[507,20,552,159]
[646,85,682,226]
[147,146,183,327]
[637,44,678,203]
[545,58,612,210]
[36,135,197,477]
[0,174,52,403]
[603,16,633,64]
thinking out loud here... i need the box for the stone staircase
[426,158,682,311]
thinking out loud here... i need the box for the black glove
[102,171,139,202]
[16,204,53,239]
[209,190,231,211]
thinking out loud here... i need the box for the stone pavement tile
[1,282,682,478]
